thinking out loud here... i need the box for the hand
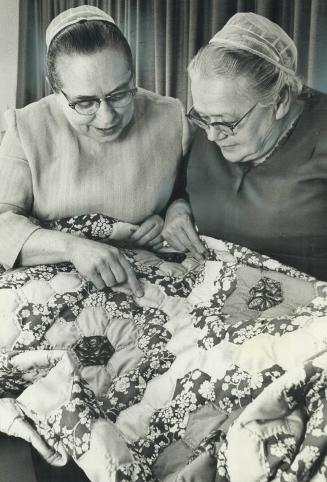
[162,199,206,260]
[68,236,143,297]
[129,214,164,250]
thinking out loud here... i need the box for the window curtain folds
[16,0,327,109]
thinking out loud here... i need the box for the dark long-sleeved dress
[186,89,327,281]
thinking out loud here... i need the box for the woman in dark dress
[163,12,327,281]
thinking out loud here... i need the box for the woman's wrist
[166,198,192,220]
[20,228,78,266]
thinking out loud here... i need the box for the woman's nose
[206,125,227,142]
[95,100,117,125]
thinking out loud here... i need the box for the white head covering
[46,5,115,50]
[210,12,297,75]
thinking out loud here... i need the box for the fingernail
[134,287,144,297]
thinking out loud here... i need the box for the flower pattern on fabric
[191,263,237,329]
[265,433,298,477]
[0,263,74,289]
[214,364,285,413]
[2,214,327,482]
[188,428,225,463]
[133,263,202,298]
[38,375,103,460]
[131,370,216,466]
[226,312,311,345]
[215,441,230,482]
[73,336,115,366]
[43,213,116,240]
[225,241,314,281]
[101,349,175,422]
[13,286,89,350]
[247,276,283,311]
[116,461,155,482]
[0,352,31,395]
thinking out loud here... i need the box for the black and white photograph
[0,1,327,481]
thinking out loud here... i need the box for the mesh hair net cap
[46,5,115,50]
[209,12,297,75]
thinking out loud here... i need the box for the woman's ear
[275,87,291,120]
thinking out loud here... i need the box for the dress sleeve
[0,110,41,268]
[178,100,194,157]
[164,100,194,208]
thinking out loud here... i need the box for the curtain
[16,0,327,109]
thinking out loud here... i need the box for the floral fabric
[0,214,327,481]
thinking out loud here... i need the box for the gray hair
[188,43,303,106]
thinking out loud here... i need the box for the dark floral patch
[264,432,298,479]
[13,287,88,349]
[154,251,186,263]
[247,276,283,311]
[43,213,116,241]
[225,242,312,281]
[39,376,103,460]
[0,263,74,290]
[0,354,31,396]
[116,460,155,482]
[188,428,225,463]
[131,370,216,464]
[214,364,285,415]
[133,307,168,331]
[101,350,175,422]
[73,336,115,366]
[227,313,303,345]
[196,314,229,350]
[215,441,230,482]
[138,324,172,352]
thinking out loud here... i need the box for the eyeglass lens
[74,90,135,115]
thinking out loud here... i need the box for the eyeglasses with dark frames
[186,103,257,136]
[61,87,138,116]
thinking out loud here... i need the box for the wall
[0,0,19,136]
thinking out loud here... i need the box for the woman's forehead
[191,74,252,116]
[191,78,245,116]
[57,49,131,94]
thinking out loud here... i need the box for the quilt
[1,214,327,482]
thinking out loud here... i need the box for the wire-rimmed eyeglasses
[61,87,138,116]
[186,103,257,136]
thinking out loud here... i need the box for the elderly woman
[0,5,190,482]
[164,12,327,281]
[0,5,190,298]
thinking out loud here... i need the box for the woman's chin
[219,145,243,163]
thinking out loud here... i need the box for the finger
[108,261,127,285]
[137,227,163,246]
[88,270,106,290]
[183,218,206,257]
[98,265,117,287]
[171,228,204,261]
[120,256,143,297]
[151,241,164,251]
[148,234,163,247]
[163,231,188,252]
[130,218,156,241]
[173,228,197,253]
